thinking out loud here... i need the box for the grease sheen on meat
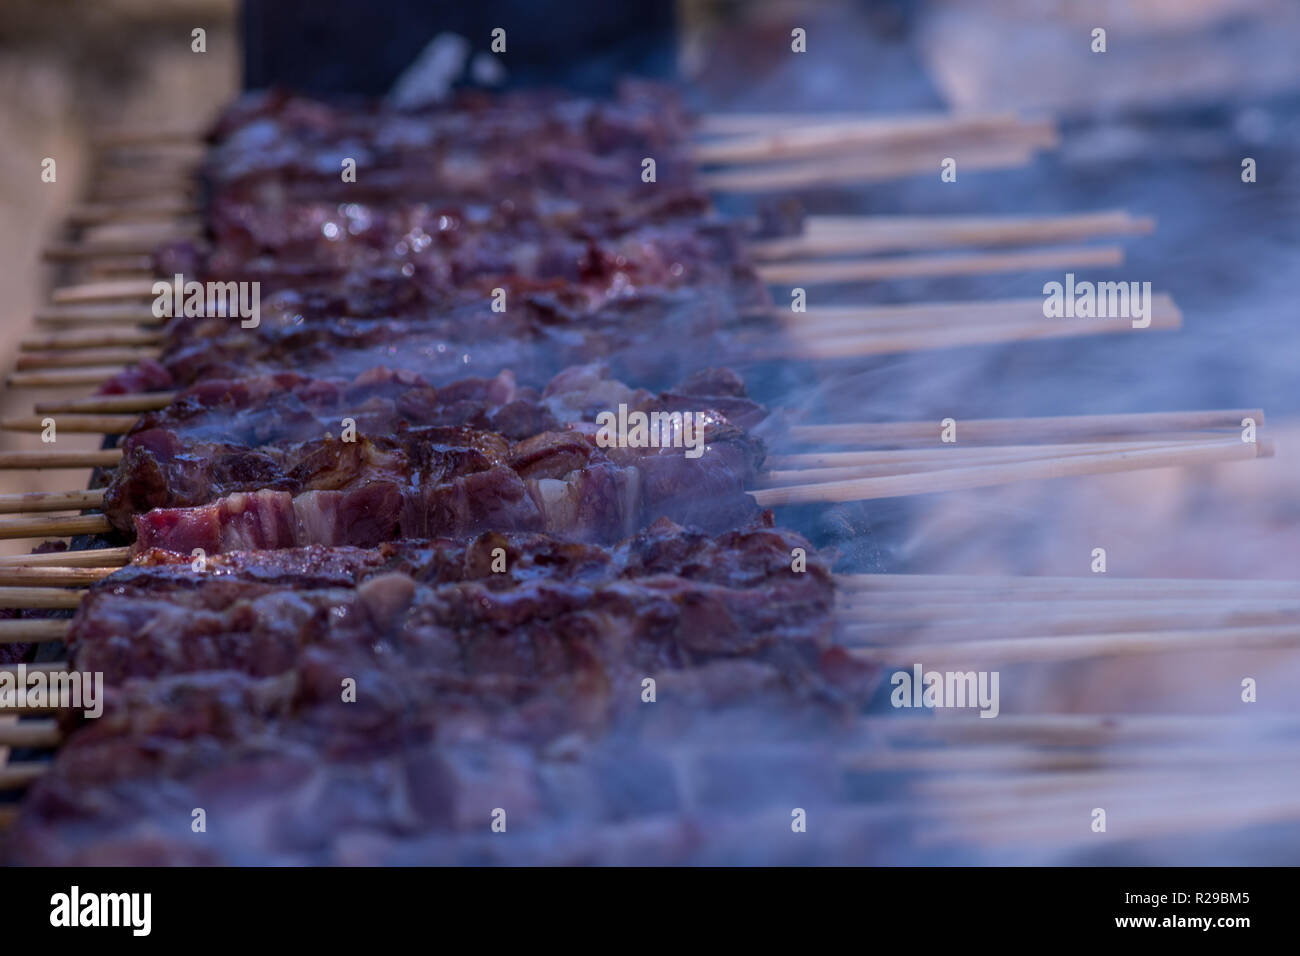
[4,521,874,865]
[108,365,769,549]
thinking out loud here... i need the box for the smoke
[686,0,1300,863]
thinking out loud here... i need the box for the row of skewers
[0,86,1287,862]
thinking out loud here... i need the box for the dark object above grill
[241,0,678,95]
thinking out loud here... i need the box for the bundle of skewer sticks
[41,212,1148,291]
[20,109,1165,386]
[7,699,1300,855]
[5,116,1200,522]
[31,207,1167,374]
[0,559,1295,664]
[85,109,1059,192]
[691,112,1059,192]
[4,563,1298,854]
[0,106,1287,863]
[0,109,1266,603]
[0,408,1270,543]
[13,283,1179,387]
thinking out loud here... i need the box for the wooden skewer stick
[761,439,1216,486]
[857,712,1300,746]
[35,307,1172,370]
[50,278,158,305]
[847,623,1300,665]
[7,368,132,388]
[692,114,1055,164]
[0,763,48,790]
[0,567,117,586]
[35,392,174,414]
[756,244,1124,285]
[88,111,1046,155]
[913,778,1300,845]
[90,125,206,147]
[0,489,107,514]
[0,546,129,568]
[806,209,1143,235]
[837,595,1300,615]
[95,146,203,166]
[28,307,1178,381]
[21,329,164,350]
[69,219,196,242]
[835,605,1300,640]
[14,348,160,371]
[0,661,70,675]
[751,439,1267,507]
[94,166,200,189]
[787,294,1176,334]
[927,796,1300,850]
[769,439,1201,469]
[750,211,1154,260]
[914,771,1300,817]
[781,312,1179,350]
[0,514,113,540]
[42,231,1111,275]
[93,182,199,203]
[694,110,1050,137]
[696,112,909,136]
[94,176,199,198]
[66,224,197,246]
[0,618,73,644]
[917,767,1300,804]
[967,797,1300,851]
[837,583,1300,606]
[80,257,156,278]
[34,307,164,327]
[0,449,121,470]
[34,292,1111,330]
[44,237,199,262]
[769,309,1181,359]
[0,587,86,609]
[787,409,1265,446]
[838,572,1300,597]
[850,584,1298,605]
[94,113,1040,146]
[842,743,1300,775]
[67,198,200,225]
[55,211,1146,266]
[13,312,1153,395]
[0,721,62,749]
[93,149,204,172]
[699,144,1042,193]
[0,415,139,435]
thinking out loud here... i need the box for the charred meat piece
[5,520,868,865]
[202,84,696,207]
[105,276,773,395]
[5,667,871,866]
[104,365,768,545]
[69,520,839,688]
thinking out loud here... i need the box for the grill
[0,45,1286,865]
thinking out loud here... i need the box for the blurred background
[0,0,237,543]
[1,0,1297,861]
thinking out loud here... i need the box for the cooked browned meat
[107,365,767,547]
[5,521,872,866]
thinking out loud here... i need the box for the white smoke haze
[692,0,1300,864]
[1,0,1294,866]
